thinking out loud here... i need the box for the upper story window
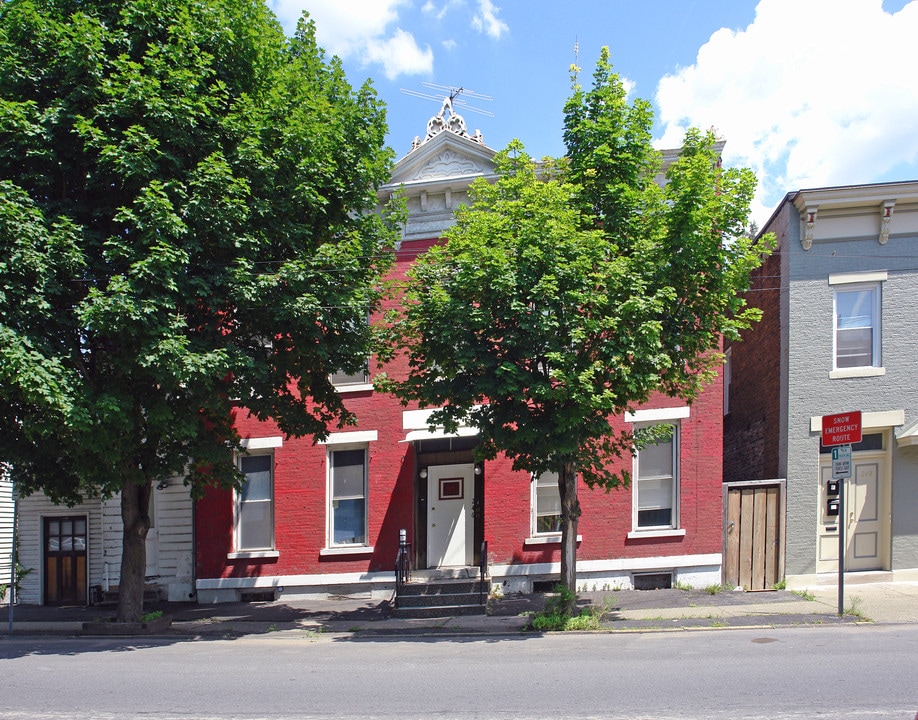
[330,313,373,391]
[835,285,880,368]
[829,272,886,378]
[330,367,369,387]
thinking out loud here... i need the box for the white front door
[817,450,889,573]
[427,463,474,567]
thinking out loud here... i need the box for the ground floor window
[533,472,562,534]
[329,448,368,546]
[236,453,274,551]
[634,424,679,530]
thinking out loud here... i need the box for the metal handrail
[394,531,411,607]
[479,539,488,605]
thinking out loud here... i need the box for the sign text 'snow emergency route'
[821,411,862,447]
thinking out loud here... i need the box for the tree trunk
[558,459,580,614]
[116,479,152,623]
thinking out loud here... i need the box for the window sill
[627,528,686,539]
[320,545,374,557]
[524,534,582,546]
[829,366,885,379]
[227,550,280,560]
[334,383,374,394]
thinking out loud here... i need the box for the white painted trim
[319,430,378,445]
[402,408,438,429]
[334,383,374,394]
[319,545,375,557]
[524,534,582,546]
[625,406,690,423]
[828,366,886,379]
[401,426,478,443]
[196,569,393,591]
[195,553,723,592]
[828,270,888,285]
[240,436,283,450]
[227,550,280,560]
[491,552,722,577]
[810,409,905,433]
[402,405,485,430]
[627,528,687,539]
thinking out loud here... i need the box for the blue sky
[269,0,918,223]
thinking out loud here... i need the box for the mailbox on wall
[827,480,840,496]
[827,498,840,517]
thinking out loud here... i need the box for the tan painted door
[817,451,889,573]
[845,458,885,570]
[427,463,474,567]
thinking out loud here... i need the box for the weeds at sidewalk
[529,585,616,631]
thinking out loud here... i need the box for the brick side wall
[723,213,786,483]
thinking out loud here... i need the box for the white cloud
[269,0,433,78]
[366,28,436,80]
[471,0,509,39]
[655,0,918,221]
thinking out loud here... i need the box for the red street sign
[822,411,862,447]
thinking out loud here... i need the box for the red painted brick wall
[197,236,725,582]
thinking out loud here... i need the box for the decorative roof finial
[400,83,493,152]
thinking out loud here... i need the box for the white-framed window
[235,452,274,551]
[329,447,368,546]
[330,313,372,390]
[330,367,369,387]
[532,472,562,535]
[633,424,679,531]
[834,282,881,370]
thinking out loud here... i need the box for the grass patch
[140,610,164,623]
[790,589,815,601]
[673,580,693,592]
[773,578,787,590]
[703,584,726,595]
[530,584,616,632]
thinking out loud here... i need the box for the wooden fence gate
[723,480,786,590]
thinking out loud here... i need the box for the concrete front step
[396,591,486,608]
[393,575,489,618]
[397,580,486,597]
[393,603,488,619]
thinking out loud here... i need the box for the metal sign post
[823,412,861,617]
[832,445,852,616]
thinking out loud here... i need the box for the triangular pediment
[384,130,497,192]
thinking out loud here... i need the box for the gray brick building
[725,181,918,587]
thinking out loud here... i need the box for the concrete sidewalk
[2,581,916,639]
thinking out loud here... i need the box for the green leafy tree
[381,48,768,604]
[0,0,398,621]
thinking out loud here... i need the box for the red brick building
[194,108,726,602]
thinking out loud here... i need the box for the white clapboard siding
[98,480,194,600]
[0,473,13,603]
[15,492,104,605]
[16,480,193,604]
